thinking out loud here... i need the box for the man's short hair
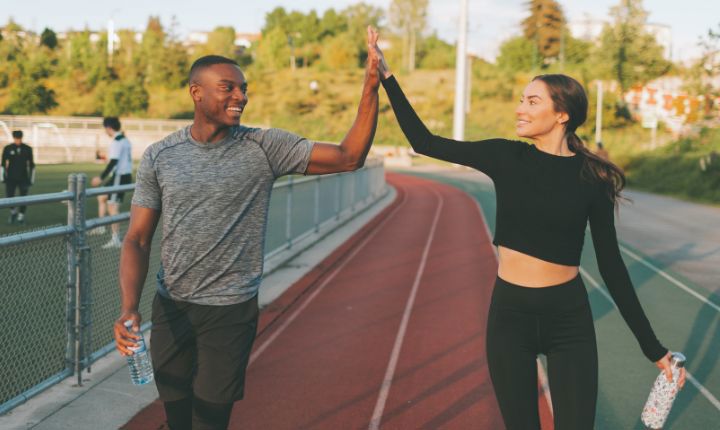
[102,117,121,131]
[12,130,22,139]
[189,55,240,84]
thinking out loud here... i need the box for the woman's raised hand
[367,26,392,80]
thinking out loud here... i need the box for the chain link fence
[0,159,386,414]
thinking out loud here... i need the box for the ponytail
[566,131,626,205]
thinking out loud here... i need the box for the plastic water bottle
[124,320,154,385]
[641,352,686,429]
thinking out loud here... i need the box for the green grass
[1,163,133,236]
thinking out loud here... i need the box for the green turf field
[405,170,720,429]
[0,163,134,236]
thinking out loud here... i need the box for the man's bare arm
[305,27,380,175]
[114,205,160,355]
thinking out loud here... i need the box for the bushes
[624,128,720,203]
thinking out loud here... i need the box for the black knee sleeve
[192,397,234,430]
[163,397,192,430]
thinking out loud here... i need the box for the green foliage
[683,23,720,98]
[5,77,58,114]
[254,27,291,71]
[40,28,58,50]
[320,34,359,70]
[389,0,428,71]
[624,128,720,203]
[0,35,22,88]
[497,36,538,72]
[196,26,237,59]
[61,31,111,91]
[595,0,671,91]
[99,79,150,116]
[417,34,454,69]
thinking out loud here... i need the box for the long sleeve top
[382,75,667,362]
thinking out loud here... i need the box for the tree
[5,78,58,114]
[200,26,237,59]
[522,0,565,66]
[389,0,428,72]
[496,36,538,72]
[595,0,671,92]
[683,23,720,115]
[40,28,58,50]
[320,34,358,70]
[320,9,347,40]
[417,33,454,69]
[100,79,149,116]
[254,27,291,70]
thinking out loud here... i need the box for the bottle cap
[671,352,686,368]
[124,320,134,330]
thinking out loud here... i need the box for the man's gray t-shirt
[132,125,314,305]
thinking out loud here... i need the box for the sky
[3,0,718,62]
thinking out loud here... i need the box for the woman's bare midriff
[496,246,579,288]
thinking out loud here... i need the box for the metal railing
[0,159,386,414]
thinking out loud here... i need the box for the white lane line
[368,188,444,430]
[618,245,720,314]
[249,188,409,366]
[578,267,720,412]
[471,196,555,417]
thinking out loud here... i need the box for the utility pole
[107,19,114,67]
[595,81,603,145]
[453,0,469,141]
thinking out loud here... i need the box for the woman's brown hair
[533,74,625,204]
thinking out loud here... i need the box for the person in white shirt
[91,117,133,248]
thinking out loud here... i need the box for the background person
[90,117,133,249]
[2,130,35,225]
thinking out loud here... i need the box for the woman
[370,31,685,429]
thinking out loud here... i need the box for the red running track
[123,173,553,430]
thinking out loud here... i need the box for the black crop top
[382,76,667,362]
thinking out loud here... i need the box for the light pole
[453,0,469,141]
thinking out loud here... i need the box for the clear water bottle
[641,352,686,429]
[124,320,154,385]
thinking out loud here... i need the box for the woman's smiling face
[515,79,567,139]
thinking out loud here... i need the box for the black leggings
[486,275,598,430]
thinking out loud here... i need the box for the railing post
[65,174,78,380]
[350,171,356,213]
[335,175,341,220]
[75,174,92,377]
[70,174,89,385]
[314,176,320,233]
[285,176,293,249]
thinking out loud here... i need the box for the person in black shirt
[2,130,35,224]
[370,31,684,430]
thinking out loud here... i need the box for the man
[113,27,380,430]
[2,130,35,225]
[90,117,133,248]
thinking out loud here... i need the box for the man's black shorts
[150,293,259,403]
[105,173,132,203]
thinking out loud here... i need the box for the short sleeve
[108,140,121,160]
[258,128,314,178]
[131,148,162,210]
